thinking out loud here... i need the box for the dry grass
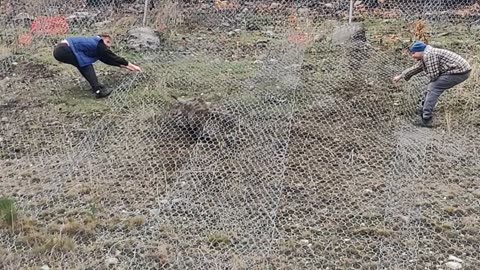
[60,217,97,237]
[35,235,76,253]
[146,244,170,265]
[125,216,146,229]
[153,0,184,35]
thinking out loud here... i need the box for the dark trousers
[420,71,471,119]
[53,43,101,90]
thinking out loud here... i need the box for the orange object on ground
[30,16,69,35]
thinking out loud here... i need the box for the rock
[324,3,334,8]
[14,13,34,24]
[0,77,10,90]
[66,12,99,26]
[40,265,50,270]
[264,30,275,37]
[331,22,365,45]
[94,20,112,28]
[105,257,119,266]
[445,261,462,269]
[1,117,8,122]
[270,2,281,9]
[13,14,32,29]
[299,239,309,245]
[126,27,162,52]
[448,255,464,263]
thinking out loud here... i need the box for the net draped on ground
[1,0,479,269]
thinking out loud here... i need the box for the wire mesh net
[1,0,479,269]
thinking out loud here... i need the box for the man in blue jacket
[53,34,142,98]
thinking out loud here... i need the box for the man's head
[408,41,427,60]
[99,34,113,48]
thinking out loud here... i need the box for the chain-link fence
[1,0,479,269]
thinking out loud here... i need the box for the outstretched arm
[96,41,142,71]
[393,61,424,83]
[401,61,424,81]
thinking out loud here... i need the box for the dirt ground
[1,6,480,270]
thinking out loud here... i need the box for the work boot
[93,85,113,99]
[413,117,433,128]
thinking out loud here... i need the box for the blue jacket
[66,36,102,67]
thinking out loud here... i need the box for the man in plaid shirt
[393,41,471,127]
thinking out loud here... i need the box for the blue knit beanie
[409,41,427,53]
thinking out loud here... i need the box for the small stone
[448,255,464,263]
[324,3,334,8]
[364,189,373,193]
[12,62,18,65]
[40,265,50,270]
[264,30,275,37]
[1,117,8,122]
[299,239,309,245]
[270,2,280,9]
[445,261,462,269]
[253,60,263,65]
[105,257,118,266]
[398,215,410,223]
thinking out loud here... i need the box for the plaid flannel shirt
[401,45,471,82]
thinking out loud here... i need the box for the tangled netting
[1,0,480,269]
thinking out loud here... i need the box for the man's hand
[122,63,142,72]
[392,75,402,83]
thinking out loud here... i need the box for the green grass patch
[0,197,17,227]
[52,85,112,114]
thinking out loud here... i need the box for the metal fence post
[348,0,354,24]
[143,0,150,26]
